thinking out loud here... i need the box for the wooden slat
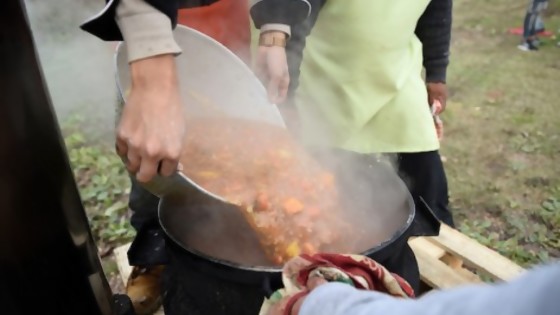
[410,237,483,286]
[114,244,132,285]
[455,267,484,283]
[428,224,525,281]
[440,253,463,269]
[408,237,447,259]
[113,244,164,315]
[414,249,473,289]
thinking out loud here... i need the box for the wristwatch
[259,33,287,48]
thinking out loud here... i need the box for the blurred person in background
[518,0,549,51]
[81,0,309,313]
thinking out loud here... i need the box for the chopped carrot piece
[307,207,320,217]
[303,242,316,254]
[286,241,301,257]
[283,198,304,214]
[254,192,270,212]
[272,255,283,265]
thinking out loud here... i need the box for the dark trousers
[523,0,548,39]
[128,178,160,232]
[396,151,454,227]
[126,179,166,267]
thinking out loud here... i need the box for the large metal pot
[157,154,420,315]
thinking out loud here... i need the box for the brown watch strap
[258,35,287,48]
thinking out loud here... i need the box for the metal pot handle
[410,197,441,237]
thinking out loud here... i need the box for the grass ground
[60,0,560,286]
[441,0,560,266]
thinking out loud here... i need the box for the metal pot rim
[157,176,416,272]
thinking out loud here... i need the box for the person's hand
[426,82,447,114]
[267,276,328,315]
[255,31,290,104]
[116,54,186,183]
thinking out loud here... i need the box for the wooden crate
[114,243,132,285]
[408,224,525,289]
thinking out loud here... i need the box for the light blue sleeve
[299,263,560,315]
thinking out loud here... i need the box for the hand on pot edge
[116,54,187,183]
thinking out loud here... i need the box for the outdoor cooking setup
[115,26,441,315]
[0,2,439,314]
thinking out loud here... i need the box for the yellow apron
[295,0,439,153]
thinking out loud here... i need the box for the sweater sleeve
[300,263,560,315]
[115,0,182,62]
[414,0,453,83]
[284,0,326,99]
[250,0,311,29]
[80,0,180,42]
[82,0,309,43]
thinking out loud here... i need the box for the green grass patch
[61,114,134,248]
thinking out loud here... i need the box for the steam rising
[163,108,413,267]
[21,0,415,265]
[24,0,117,138]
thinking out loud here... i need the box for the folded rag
[259,253,415,315]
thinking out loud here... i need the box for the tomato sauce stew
[180,117,361,265]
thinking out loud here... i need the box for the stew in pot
[180,116,360,264]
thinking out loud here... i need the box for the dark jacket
[81,0,311,41]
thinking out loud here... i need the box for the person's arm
[115,0,181,62]
[111,0,186,183]
[415,0,452,84]
[114,0,178,62]
[285,0,326,100]
[298,263,560,315]
[251,0,311,32]
[250,0,313,103]
[83,0,313,181]
[80,0,181,42]
[415,0,452,113]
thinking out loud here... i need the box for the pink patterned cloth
[259,253,415,315]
